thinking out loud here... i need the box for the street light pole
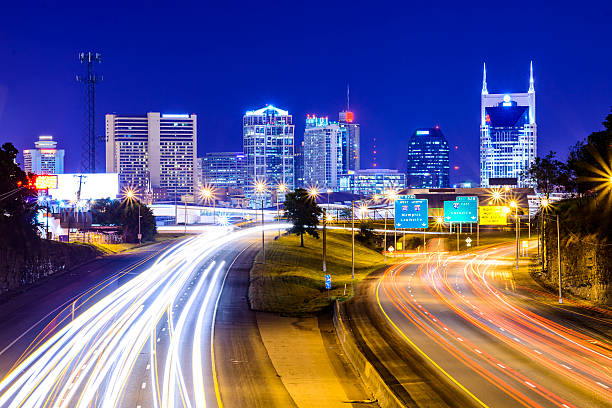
[383,210,387,262]
[138,204,142,244]
[557,214,562,304]
[351,200,355,279]
[322,208,327,272]
[261,197,265,264]
[515,205,519,270]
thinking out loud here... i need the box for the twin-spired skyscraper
[480,63,537,187]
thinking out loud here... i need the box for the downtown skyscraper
[480,63,537,187]
[303,115,344,189]
[105,112,197,200]
[243,105,295,206]
[406,127,450,188]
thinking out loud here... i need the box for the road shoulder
[214,245,297,407]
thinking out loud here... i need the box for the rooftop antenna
[347,83,350,111]
[77,52,102,173]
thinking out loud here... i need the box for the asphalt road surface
[375,241,612,408]
[0,224,292,408]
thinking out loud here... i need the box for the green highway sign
[443,199,478,223]
[395,198,428,228]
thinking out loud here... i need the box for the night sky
[0,0,610,184]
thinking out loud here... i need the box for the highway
[0,224,291,408]
[375,242,612,407]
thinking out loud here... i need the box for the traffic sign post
[325,274,332,300]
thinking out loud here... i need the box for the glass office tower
[243,105,295,206]
[406,127,450,188]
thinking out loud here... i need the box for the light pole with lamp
[538,198,549,268]
[351,200,355,279]
[124,189,141,244]
[386,189,398,251]
[510,201,519,270]
[201,186,216,224]
[255,181,267,264]
[277,183,287,237]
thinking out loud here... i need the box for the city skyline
[1,1,610,185]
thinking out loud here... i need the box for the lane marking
[376,277,490,408]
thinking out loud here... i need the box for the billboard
[479,206,508,225]
[33,175,58,190]
[395,198,428,228]
[47,173,119,201]
[443,199,478,223]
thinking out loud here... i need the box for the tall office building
[294,141,305,188]
[406,127,450,188]
[23,135,65,174]
[480,62,537,187]
[339,111,360,172]
[303,115,344,189]
[243,105,295,206]
[200,152,245,189]
[105,112,197,201]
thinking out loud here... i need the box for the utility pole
[77,52,102,173]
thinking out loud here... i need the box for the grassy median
[249,230,385,315]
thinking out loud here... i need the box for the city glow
[510,201,517,208]
[200,185,216,203]
[386,189,397,201]
[326,213,334,222]
[254,180,267,194]
[277,183,287,192]
[541,198,549,207]
[436,216,443,224]
[308,186,320,199]
[121,186,138,204]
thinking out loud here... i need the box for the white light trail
[0,224,291,408]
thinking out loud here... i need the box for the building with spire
[339,84,360,172]
[480,62,537,187]
[303,115,344,189]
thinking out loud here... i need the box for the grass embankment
[249,230,385,315]
[86,233,184,254]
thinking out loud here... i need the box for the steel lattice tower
[77,52,102,173]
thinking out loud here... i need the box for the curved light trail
[0,224,290,408]
[377,243,612,407]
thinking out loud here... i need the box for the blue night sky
[0,0,610,184]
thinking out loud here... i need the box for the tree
[522,151,569,198]
[567,108,612,196]
[91,198,157,243]
[0,143,39,249]
[283,188,322,247]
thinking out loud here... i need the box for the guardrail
[333,300,405,408]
